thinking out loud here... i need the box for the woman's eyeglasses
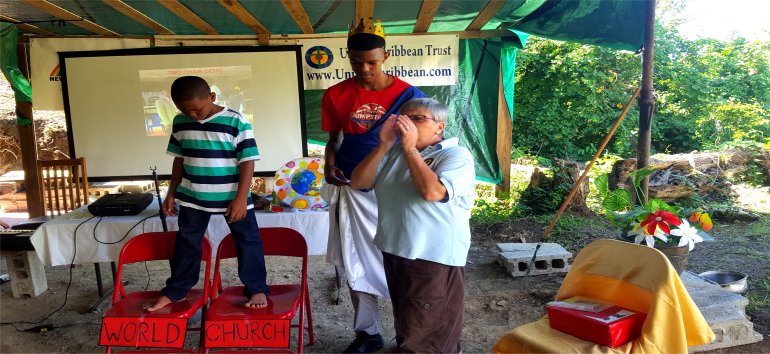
[406,115,436,123]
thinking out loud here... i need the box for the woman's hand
[379,114,398,149]
[396,115,418,153]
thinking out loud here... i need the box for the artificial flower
[630,221,668,247]
[689,212,713,231]
[640,210,681,235]
[670,219,704,251]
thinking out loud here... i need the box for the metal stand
[89,262,120,313]
[334,266,342,305]
[152,167,168,232]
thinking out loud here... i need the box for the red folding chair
[99,231,212,353]
[203,228,314,353]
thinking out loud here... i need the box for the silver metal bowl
[698,270,748,294]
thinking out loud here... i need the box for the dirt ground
[1,183,769,353]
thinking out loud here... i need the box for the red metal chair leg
[304,288,315,346]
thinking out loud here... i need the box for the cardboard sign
[99,317,187,348]
[204,319,291,348]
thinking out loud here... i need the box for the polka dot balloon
[274,157,327,210]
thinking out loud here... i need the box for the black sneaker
[343,332,385,353]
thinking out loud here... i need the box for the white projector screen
[59,46,307,180]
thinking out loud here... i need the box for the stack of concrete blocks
[88,182,122,203]
[120,181,155,194]
[2,251,47,298]
[497,243,572,277]
[684,271,764,351]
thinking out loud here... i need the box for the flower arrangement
[595,166,714,251]
[626,208,713,251]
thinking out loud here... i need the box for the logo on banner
[49,64,61,81]
[305,46,334,69]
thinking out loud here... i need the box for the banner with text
[30,37,150,110]
[299,35,458,90]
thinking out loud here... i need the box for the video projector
[88,193,153,216]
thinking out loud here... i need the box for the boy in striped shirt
[146,76,269,311]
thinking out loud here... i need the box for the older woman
[350,97,476,353]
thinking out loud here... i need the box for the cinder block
[119,181,155,193]
[683,271,764,352]
[89,182,122,197]
[497,243,572,277]
[3,251,47,298]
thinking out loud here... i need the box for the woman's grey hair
[398,97,448,123]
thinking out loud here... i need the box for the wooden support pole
[16,36,44,217]
[495,64,512,196]
[636,0,657,204]
[543,88,641,239]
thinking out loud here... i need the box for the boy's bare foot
[145,295,173,312]
[245,293,267,309]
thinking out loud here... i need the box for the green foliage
[518,166,574,215]
[746,278,770,312]
[470,194,527,225]
[586,154,623,213]
[530,214,614,253]
[470,175,533,225]
[512,37,640,160]
[744,216,770,242]
[512,13,770,160]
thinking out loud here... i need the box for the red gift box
[546,298,646,348]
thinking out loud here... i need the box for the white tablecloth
[30,203,329,266]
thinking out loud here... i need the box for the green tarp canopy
[1,0,646,182]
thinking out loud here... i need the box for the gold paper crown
[348,17,385,39]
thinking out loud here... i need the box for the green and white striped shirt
[166,109,259,212]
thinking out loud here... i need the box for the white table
[30,202,329,267]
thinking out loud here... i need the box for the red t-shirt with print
[321,76,411,134]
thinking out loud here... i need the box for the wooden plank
[267,28,515,40]
[217,0,270,35]
[23,0,120,36]
[495,64,512,196]
[413,0,441,33]
[102,0,174,35]
[466,0,506,31]
[355,0,375,22]
[154,29,516,47]
[281,0,314,34]
[0,15,55,36]
[157,0,218,35]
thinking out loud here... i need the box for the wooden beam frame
[355,0,375,22]
[23,0,120,36]
[157,0,218,35]
[413,0,441,33]
[0,15,55,36]
[267,28,513,40]
[217,0,270,35]
[281,0,314,34]
[466,0,506,31]
[103,0,174,35]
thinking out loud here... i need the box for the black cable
[2,213,160,331]
[141,219,151,291]
[0,216,96,330]
[92,214,154,245]
[91,214,156,296]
